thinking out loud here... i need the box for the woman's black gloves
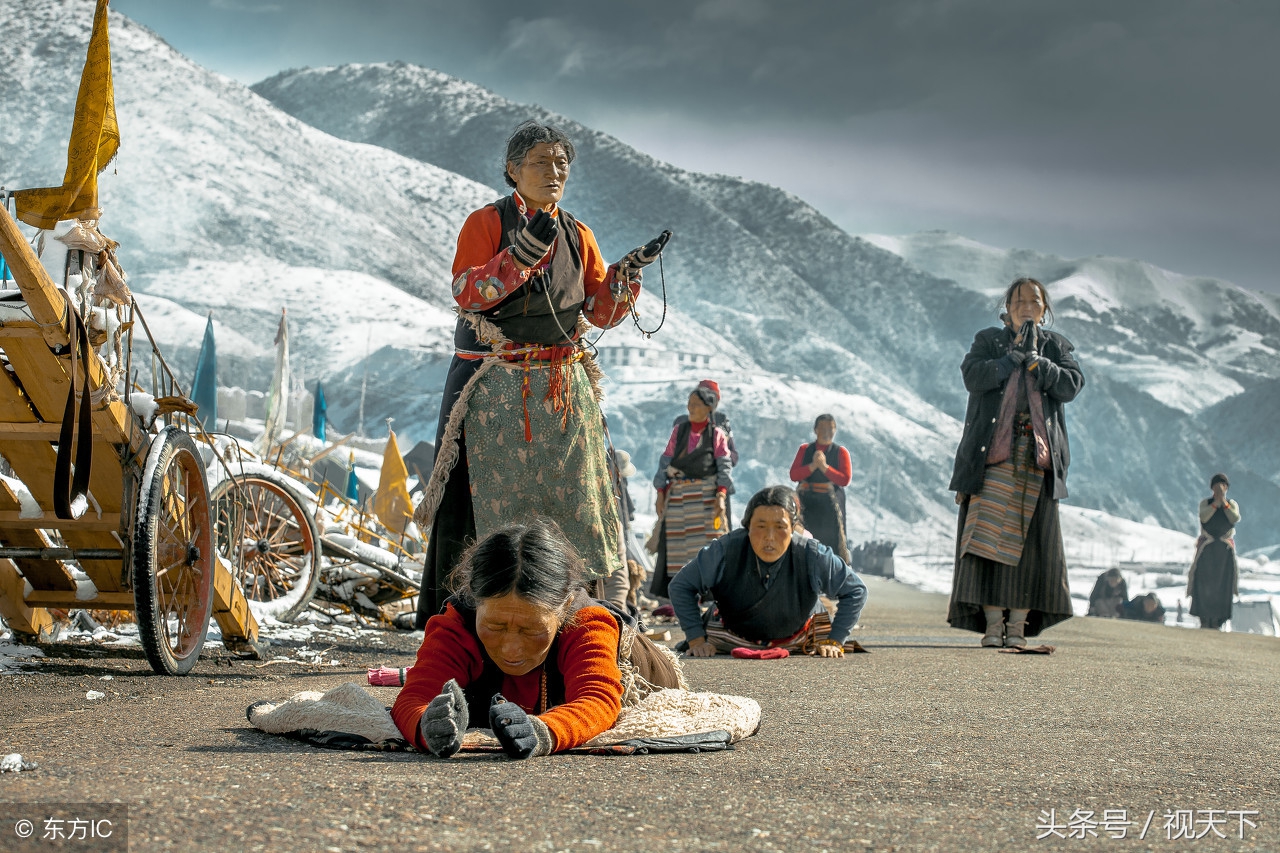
[510,209,559,268]
[419,679,468,758]
[489,694,554,759]
[1014,320,1040,353]
[623,230,672,269]
[1029,355,1057,390]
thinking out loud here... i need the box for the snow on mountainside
[1,0,493,399]
[255,62,1280,545]
[251,61,1000,530]
[2,1,1276,555]
[864,231,1280,413]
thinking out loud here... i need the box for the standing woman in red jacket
[412,121,667,628]
[789,414,852,562]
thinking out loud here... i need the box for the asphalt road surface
[2,576,1277,852]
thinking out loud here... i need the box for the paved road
[2,577,1277,852]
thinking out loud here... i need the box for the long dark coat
[949,326,1085,499]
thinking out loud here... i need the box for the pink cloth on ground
[730,647,790,660]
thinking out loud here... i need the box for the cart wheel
[133,426,215,675]
[211,466,321,623]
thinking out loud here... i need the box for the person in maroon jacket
[789,414,852,562]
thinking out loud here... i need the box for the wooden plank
[0,333,146,454]
[0,478,77,591]
[0,207,147,453]
[23,590,133,608]
[0,510,121,530]
[0,338,128,515]
[0,422,64,438]
[0,558,54,637]
[0,438,125,593]
[0,208,66,330]
[211,553,259,643]
[0,358,41,422]
[0,325,47,339]
[0,353,127,592]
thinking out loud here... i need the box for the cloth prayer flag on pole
[257,308,289,456]
[345,453,360,503]
[373,428,413,536]
[312,381,328,443]
[191,313,217,429]
[14,0,119,229]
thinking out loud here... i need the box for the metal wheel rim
[154,445,213,660]
[228,478,316,603]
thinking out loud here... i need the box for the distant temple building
[594,344,717,370]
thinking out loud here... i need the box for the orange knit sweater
[390,603,624,753]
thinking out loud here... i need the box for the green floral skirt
[464,359,623,580]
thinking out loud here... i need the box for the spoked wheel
[133,426,215,675]
[210,465,321,623]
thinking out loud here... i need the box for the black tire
[210,464,321,623]
[133,427,215,675]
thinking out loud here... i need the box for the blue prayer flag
[313,381,328,442]
[345,458,360,503]
[191,314,217,429]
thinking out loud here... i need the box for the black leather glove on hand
[419,679,468,758]
[1030,355,1056,390]
[621,230,671,270]
[489,694,554,759]
[1014,320,1036,353]
[510,210,559,268]
[1005,348,1028,366]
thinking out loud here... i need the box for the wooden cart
[0,203,264,674]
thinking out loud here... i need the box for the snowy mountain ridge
[1,1,1277,553]
[863,231,1280,413]
[253,59,1280,544]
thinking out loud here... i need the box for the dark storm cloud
[110,0,1280,290]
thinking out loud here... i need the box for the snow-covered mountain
[1,0,489,402]
[863,232,1280,537]
[253,62,1280,545]
[2,0,1277,553]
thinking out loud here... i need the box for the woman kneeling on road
[392,519,676,759]
[671,486,867,658]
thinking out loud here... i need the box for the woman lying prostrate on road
[391,519,678,759]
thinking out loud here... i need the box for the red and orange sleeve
[390,604,484,748]
[537,607,624,751]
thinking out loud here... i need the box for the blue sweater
[669,531,868,644]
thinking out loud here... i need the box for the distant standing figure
[789,413,852,562]
[1187,473,1241,630]
[649,381,733,598]
[947,277,1085,648]
[1087,568,1128,618]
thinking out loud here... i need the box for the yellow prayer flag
[14,0,119,229]
[373,429,414,536]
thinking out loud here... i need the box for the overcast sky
[110,0,1280,293]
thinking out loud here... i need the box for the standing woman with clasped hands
[947,278,1085,647]
[648,382,734,598]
